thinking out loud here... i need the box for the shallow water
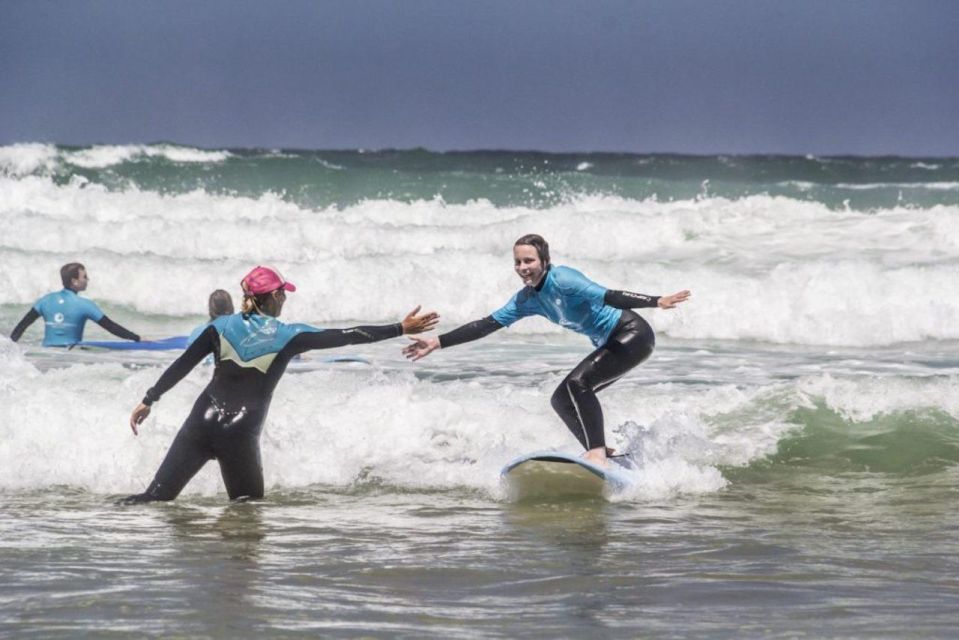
[2,337,958,638]
[5,475,959,638]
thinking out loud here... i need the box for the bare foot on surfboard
[582,447,609,467]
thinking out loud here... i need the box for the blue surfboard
[73,336,189,351]
[501,450,636,500]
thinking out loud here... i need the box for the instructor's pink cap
[240,266,297,295]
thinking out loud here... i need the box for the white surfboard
[500,450,636,500]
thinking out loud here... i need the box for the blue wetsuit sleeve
[438,316,503,348]
[490,292,530,327]
[142,325,217,405]
[10,308,40,342]
[282,322,404,357]
[83,299,105,323]
[604,290,660,309]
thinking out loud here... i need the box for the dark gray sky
[2,0,957,155]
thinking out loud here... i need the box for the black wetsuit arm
[96,316,141,341]
[10,308,40,342]
[437,316,503,349]
[604,290,660,309]
[283,323,404,357]
[142,326,216,405]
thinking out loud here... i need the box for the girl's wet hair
[514,234,550,266]
[208,289,234,320]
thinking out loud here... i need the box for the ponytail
[240,279,272,315]
[241,292,272,315]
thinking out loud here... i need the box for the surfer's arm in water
[402,316,504,361]
[604,289,691,310]
[9,308,40,342]
[96,316,141,342]
[129,327,216,434]
[283,306,439,357]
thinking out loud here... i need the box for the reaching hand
[403,336,440,361]
[401,305,440,335]
[130,402,150,436]
[658,290,691,309]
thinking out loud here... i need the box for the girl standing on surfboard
[403,234,689,466]
[124,265,438,503]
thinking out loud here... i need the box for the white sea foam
[833,182,959,191]
[796,374,959,422]
[0,143,231,175]
[2,177,959,346]
[64,144,231,168]
[1,341,949,499]
[779,179,959,191]
[0,143,60,177]
[316,158,345,170]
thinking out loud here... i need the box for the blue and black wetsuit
[438,265,659,451]
[125,312,402,503]
[9,289,139,346]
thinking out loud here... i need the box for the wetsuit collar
[533,265,552,292]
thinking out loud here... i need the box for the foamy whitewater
[1,143,958,499]
[2,144,959,637]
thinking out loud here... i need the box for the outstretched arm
[604,289,690,310]
[285,306,439,356]
[656,290,691,309]
[97,316,141,342]
[403,315,503,361]
[130,326,216,434]
[10,308,40,342]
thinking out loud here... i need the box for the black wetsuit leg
[210,403,266,501]
[124,399,215,503]
[124,393,266,503]
[217,442,264,501]
[550,310,655,451]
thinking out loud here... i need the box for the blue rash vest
[32,289,105,347]
[207,312,323,373]
[142,312,401,408]
[490,265,623,347]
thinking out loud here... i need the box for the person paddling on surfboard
[123,265,439,503]
[403,234,689,467]
[9,262,141,347]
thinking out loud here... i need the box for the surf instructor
[403,234,689,466]
[124,265,439,503]
[9,263,141,346]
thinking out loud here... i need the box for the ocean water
[1,143,959,638]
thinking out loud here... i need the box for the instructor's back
[9,263,140,346]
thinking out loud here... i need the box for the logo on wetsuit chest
[548,296,577,329]
[240,320,279,350]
